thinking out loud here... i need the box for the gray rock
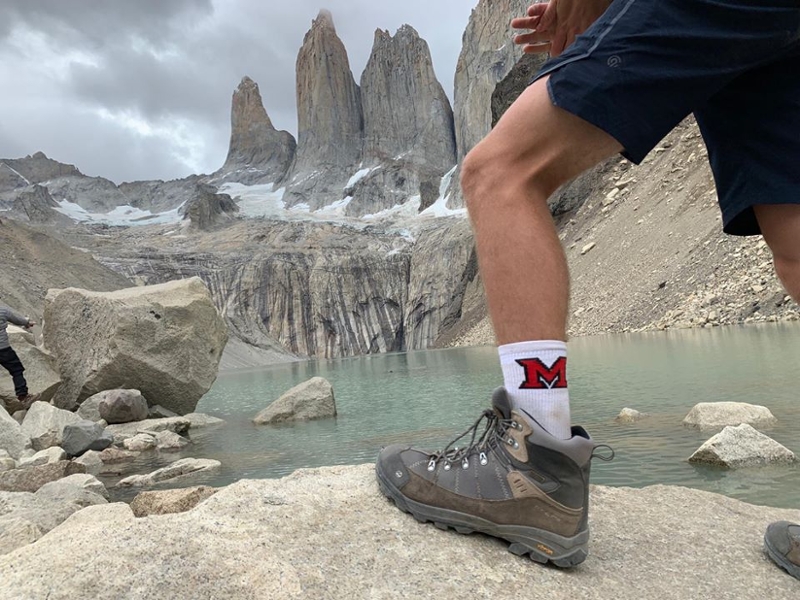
[0,328,61,407]
[106,417,191,444]
[253,377,336,425]
[61,421,113,457]
[148,405,178,419]
[97,389,149,425]
[43,278,228,414]
[10,410,25,425]
[20,401,80,451]
[17,446,66,468]
[117,458,221,488]
[683,402,778,431]
[183,413,224,429]
[0,406,31,460]
[154,431,189,452]
[180,183,239,231]
[282,10,363,210]
[77,393,105,422]
[36,474,109,502]
[615,408,649,424]
[688,424,797,468]
[10,184,72,225]
[0,459,14,473]
[130,486,217,518]
[217,76,296,185]
[1,465,799,599]
[98,447,139,464]
[0,517,41,555]
[73,450,103,476]
[0,461,85,493]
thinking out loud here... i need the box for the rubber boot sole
[376,461,589,568]
[765,535,800,581]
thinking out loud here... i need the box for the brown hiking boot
[376,388,610,567]
[765,521,800,580]
[8,393,40,413]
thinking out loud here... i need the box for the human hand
[25,320,35,329]
[512,0,613,57]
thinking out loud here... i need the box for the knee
[773,253,800,287]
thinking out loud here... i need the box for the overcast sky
[0,0,478,183]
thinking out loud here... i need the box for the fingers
[514,31,552,46]
[511,16,541,31]
[527,3,549,17]
[523,42,552,54]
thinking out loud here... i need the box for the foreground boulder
[253,377,336,425]
[683,402,778,431]
[0,461,85,493]
[688,424,797,469]
[96,389,149,424]
[0,408,31,460]
[0,327,61,408]
[43,278,228,414]
[1,464,799,599]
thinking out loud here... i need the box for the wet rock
[688,424,797,468]
[130,486,217,518]
[123,433,156,452]
[117,458,221,488]
[105,417,191,444]
[683,402,778,431]
[155,431,190,452]
[97,389,149,425]
[98,447,139,465]
[253,377,336,425]
[183,413,224,429]
[615,408,648,424]
[73,450,103,476]
[148,405,178,420]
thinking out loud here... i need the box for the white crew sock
[498,340,572,440]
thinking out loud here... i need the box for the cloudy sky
[0,0,482,183]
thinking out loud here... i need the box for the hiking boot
[7,393,40,413]
[375,388,610,567]
[765,521,800,580]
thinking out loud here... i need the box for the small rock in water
[688,424,796,469]
[117,458,221,488]
[73,450,104,476]
[682,402,777,431]
[98,447,139,464]
[183,413,225,429]
[615,408,648,424]
[253,377,336,425]
[155,430,190,451]
[123,433,157,452]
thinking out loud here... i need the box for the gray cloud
[0,0,477,183]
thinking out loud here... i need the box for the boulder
[253,377,336,425]
[97,389,149,424]
[615,408,648,424]
[98,447,139,464]
[0,517,41,556]
[76,394,103,422]
[20,401,80,451]
[117,458,221,488]
[36,474,109,502]
[73,450,103,476]
[10,410,25,425]
[17,446,66,468]
[688,424,797,469]
[0,326,61,407]
[683,402,778,431]
[1,465,799,599]
[0,460,85,493]
[61,421,113,457]
[130,486,218,518]
[43,278,228,414]
[0,407,31,459]
[106,417,191,444]
[123,433,157,452]
[155,431,190,451]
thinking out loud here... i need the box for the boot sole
[376,461,589,568]
[765,536,800,580]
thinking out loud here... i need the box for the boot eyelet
[513,421,522,430]
[444,462,452,471]
[479,452,488,466]
[462,458,470,469]
[513,441,520,450]
[427,459,436,472]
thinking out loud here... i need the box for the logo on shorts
[516,357,568,390]
[607,55,622,68]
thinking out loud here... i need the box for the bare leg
[461,77,622,344]
[755,205,800,304]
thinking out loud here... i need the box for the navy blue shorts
[532,0,800,236]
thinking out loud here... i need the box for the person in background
[0,303,40,414]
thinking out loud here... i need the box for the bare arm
[512,0,613,57]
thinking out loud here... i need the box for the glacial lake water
[104,324,800,510]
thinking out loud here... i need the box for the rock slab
[253,377,336,425]
[130,486,218,518]
[688,424,797,468]
[117,458,221,488]
[43,278,228,414]
[0,461,85,493]
[683,402,778,431]
[0,464,798,599]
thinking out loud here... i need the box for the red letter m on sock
[516,357,568,390]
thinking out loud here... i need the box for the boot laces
[427,409,519,471]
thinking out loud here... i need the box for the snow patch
[54,199,183,227]
[1,163,31,186]
[346,167,373,189]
